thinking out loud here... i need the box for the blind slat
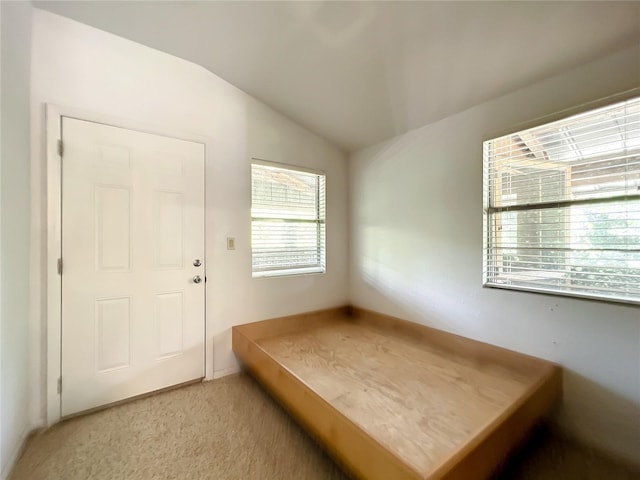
[484,96,640,304]
[252,163,326,275]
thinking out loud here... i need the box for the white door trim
[45,104,211,426]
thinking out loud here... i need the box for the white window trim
[251,159,326,278]
[482,96,640,305]
[253,266,326,279]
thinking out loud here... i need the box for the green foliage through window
[483,97,640,303]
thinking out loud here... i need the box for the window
[483,97,640,304]
[251,161,326,277]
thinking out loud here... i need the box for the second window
[251,161,326,277]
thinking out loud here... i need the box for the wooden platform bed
[232,306,562,480]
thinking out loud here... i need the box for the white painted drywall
[32,1,640,152]
[349,45,640,464]
[1,2,33,478]
[27,3,638,468]
[30,9,348,424]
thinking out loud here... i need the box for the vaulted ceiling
[35,1,640,151]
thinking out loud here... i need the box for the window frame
[251,159,326,278]
[482,97,640,305]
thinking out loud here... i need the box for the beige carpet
[10,373,640,480]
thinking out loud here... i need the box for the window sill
[252,267,326,279]
[483,282,640,306]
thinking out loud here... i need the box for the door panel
[61,117,205,416]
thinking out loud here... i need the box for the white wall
[1,2,33,478]
[27,4,639,468]
[30,9,348,425]
[349,45,640,464]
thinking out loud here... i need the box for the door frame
[46,104,211,426]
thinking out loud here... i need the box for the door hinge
[57,139,64,157]
[57,258,63,275]
[57,377,62,394]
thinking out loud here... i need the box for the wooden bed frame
[232,306,562,480]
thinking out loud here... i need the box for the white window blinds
[251,162,326,277]
[483,96,640,304]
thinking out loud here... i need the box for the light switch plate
[226,237,236,250]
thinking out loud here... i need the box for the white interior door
[61,117,205,416]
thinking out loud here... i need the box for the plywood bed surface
[233,307,562,480]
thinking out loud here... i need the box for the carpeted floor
[10,373,640,480]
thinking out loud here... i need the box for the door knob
[193,275,202,284]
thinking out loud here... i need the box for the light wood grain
[234,306,348,341]
[232,307,562,480]
[233,327,420,479]
[349,306,555,377]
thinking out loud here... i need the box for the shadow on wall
[560,370,640,459]
[357,230,484,335]
[348,42,640,466]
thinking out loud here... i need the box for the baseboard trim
[212,365,241,380]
